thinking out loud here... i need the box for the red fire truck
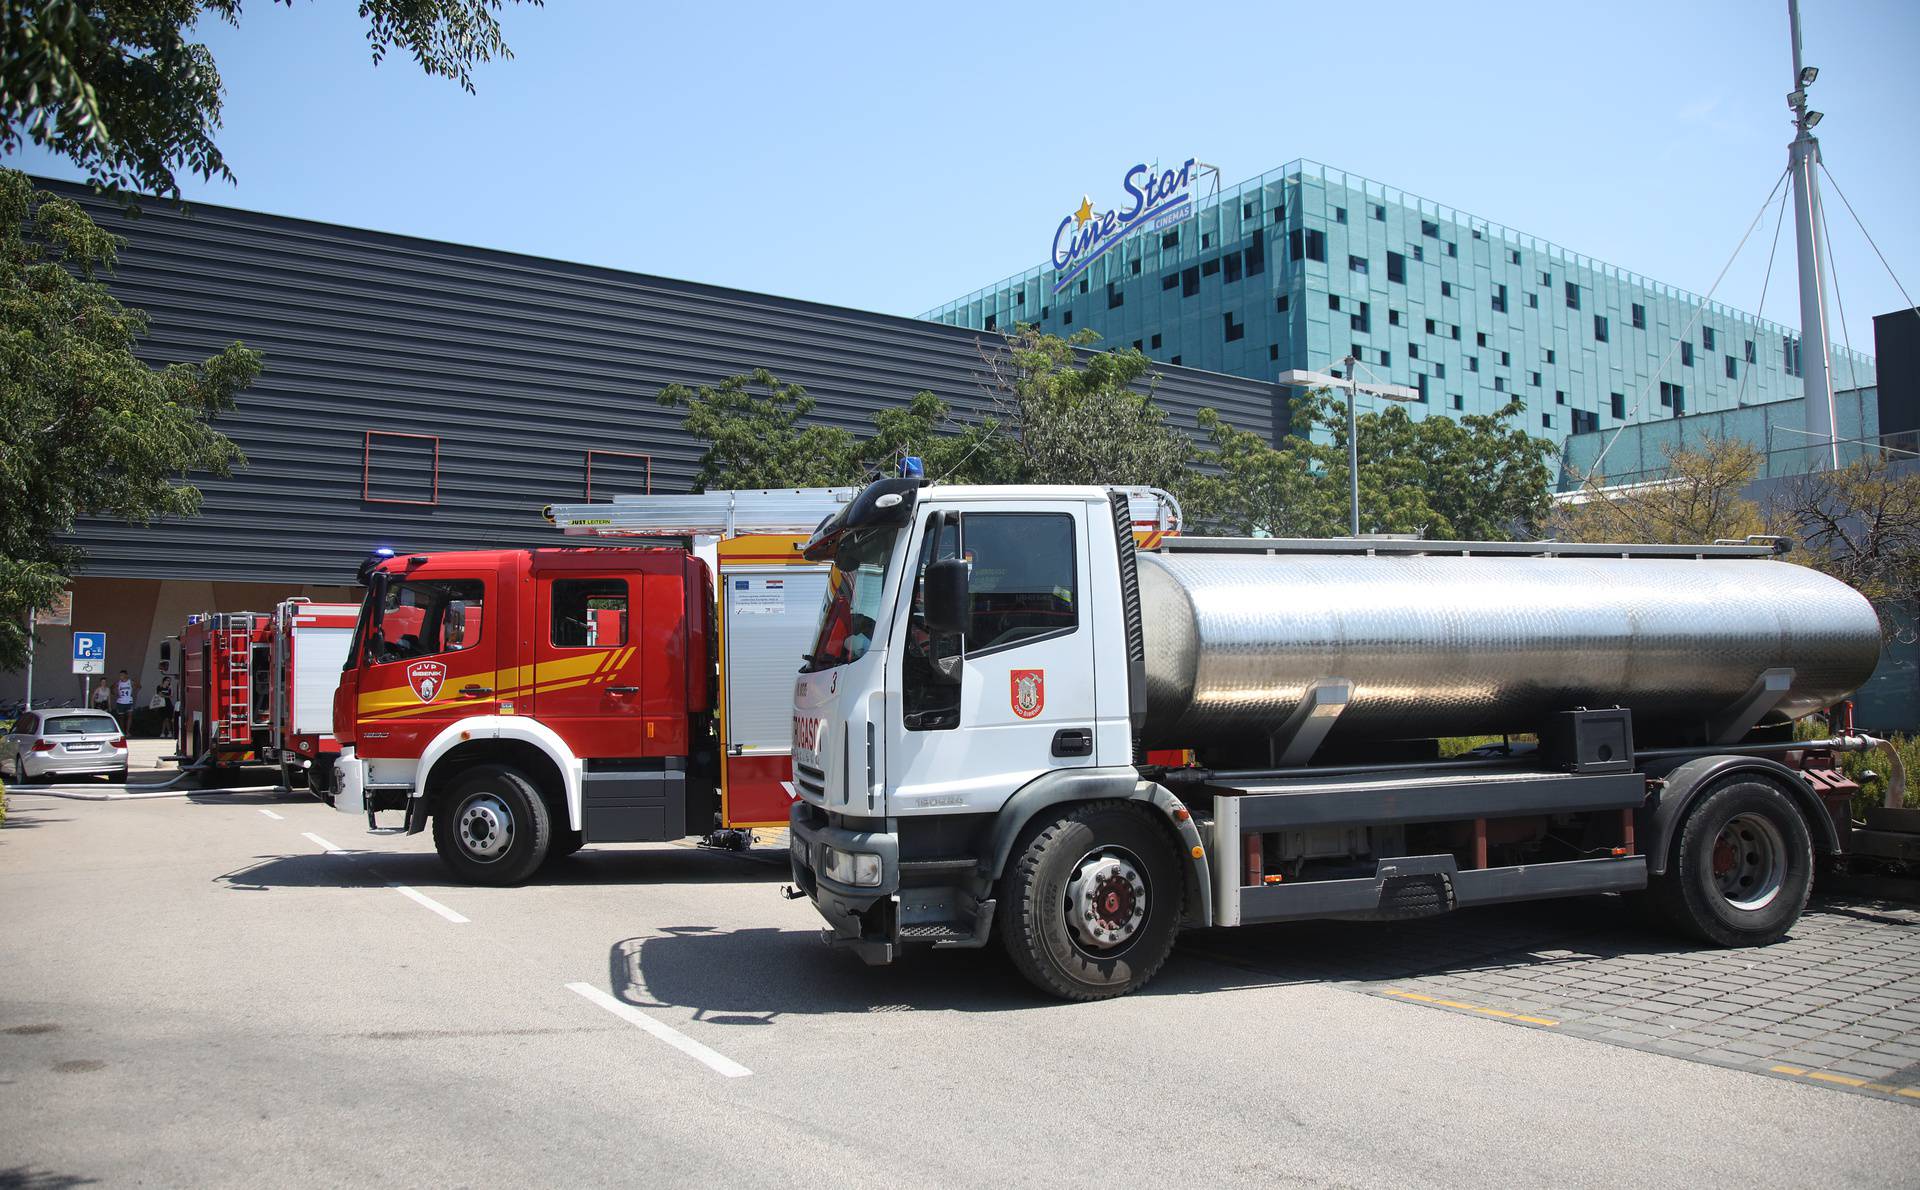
[165,599,359,789]
[322,487,1184,884]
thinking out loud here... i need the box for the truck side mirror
[924,558,970,637]
[444,600,466,648]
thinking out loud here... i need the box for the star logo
[1074,196,1095,227]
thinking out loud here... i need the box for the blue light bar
[900,456,925,479]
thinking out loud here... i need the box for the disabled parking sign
[72,631,106,675]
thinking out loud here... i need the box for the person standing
[112,669,138,735]
[155,671,178,740]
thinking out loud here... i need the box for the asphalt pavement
[2,764,1917,1189]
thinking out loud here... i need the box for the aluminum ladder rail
[221,616,252,744]
[543,485,1184,540]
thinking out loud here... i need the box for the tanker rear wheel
[997,801,1183,1002]
[1651,777,1813,947]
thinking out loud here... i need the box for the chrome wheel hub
[1711,812,1786,911]
[458,794,514,862]
[1066,848,1148,952]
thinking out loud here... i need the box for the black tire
[996,800,1184,1001]
[432,764,552,886]
[1650,777,1813,947]
[108,768,128,785]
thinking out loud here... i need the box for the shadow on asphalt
[0,1167,98,1189]
[605,893,1804,1018]
[213,844,792,893]
[0,801,71,830]
[184,788,317,807]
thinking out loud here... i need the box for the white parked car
[3,709,130,784]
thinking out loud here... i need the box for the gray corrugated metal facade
[41,179,1280,586]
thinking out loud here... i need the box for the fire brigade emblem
[1010,669,1045,719]
[406,660,448,704]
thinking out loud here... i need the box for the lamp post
[1278,359,1420,536]
[1785,0,1838,470]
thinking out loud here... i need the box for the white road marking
[303,831,346,854]
[566,982,751,1078]
[390,884,469,923]
[258,808,285,820]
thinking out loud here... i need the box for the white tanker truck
[786,478,1913,1000]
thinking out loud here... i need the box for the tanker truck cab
[791,479,1171,976]
[791,478,1893,1001]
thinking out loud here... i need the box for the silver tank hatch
[1136,540,1882,749]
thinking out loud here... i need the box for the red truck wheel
[432,764,552,886]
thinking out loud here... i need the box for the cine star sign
[1050,157,1198,294]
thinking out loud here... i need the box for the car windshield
[45,714,121,736]
[804,527,899,672]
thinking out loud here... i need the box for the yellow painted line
[1382,988,1559,1027]
[1807,1071,1870,1088]
[1770,1065,1920,1102]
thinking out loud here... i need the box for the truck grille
[793,762,826,799]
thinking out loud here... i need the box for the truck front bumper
[334,748,366,815]
[788,802,901,965]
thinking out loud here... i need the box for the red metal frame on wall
[363,430,440,506]
[585,450,652,501]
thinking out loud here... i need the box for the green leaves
[1188,390,1555,539]
[0,168,257,666]
[1,1,539,197]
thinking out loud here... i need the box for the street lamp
[1278,357,1420,536]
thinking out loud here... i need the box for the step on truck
[319,488,1182,885]
[165,599,359,790]
[785,478,1915,1001]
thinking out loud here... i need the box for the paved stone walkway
[1180,892,1920,1106]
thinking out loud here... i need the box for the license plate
[66,745,99,753]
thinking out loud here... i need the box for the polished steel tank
[1136,544,1883,749]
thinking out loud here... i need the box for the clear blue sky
[10,0,1917,353]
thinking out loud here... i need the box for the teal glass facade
[926,160,1876,451]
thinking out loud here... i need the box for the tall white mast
[1786,0,1840,470]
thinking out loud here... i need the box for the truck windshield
[805,527,898,672]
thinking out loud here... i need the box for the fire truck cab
[327,488,861,884]
[331,546,713,882]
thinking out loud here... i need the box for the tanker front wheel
[1651,777,1813,947]
[997,801,1183,1001]
[432,764,552,886]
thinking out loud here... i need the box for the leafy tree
[1770,455,1920,635]
[2,0,540,197]
[0,167,258,667]
[980,327,1192,492]
[862,390,1013,485]
[656,369,865,492]
[1189,391,1554,539]
[1552,437,1767,545]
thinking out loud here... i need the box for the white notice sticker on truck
[732,577,786,615]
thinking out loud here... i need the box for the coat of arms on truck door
[1010,669,1045,719]
[407,660,448,704]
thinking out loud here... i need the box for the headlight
[821,846,882,887]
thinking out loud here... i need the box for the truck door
[353,572,492,761]
[531,567,642,759]
[884,503,1099,812]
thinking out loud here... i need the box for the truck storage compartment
[1207,766,1651,926]
[583,760,687,842]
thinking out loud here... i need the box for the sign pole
[23,612,33,712]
